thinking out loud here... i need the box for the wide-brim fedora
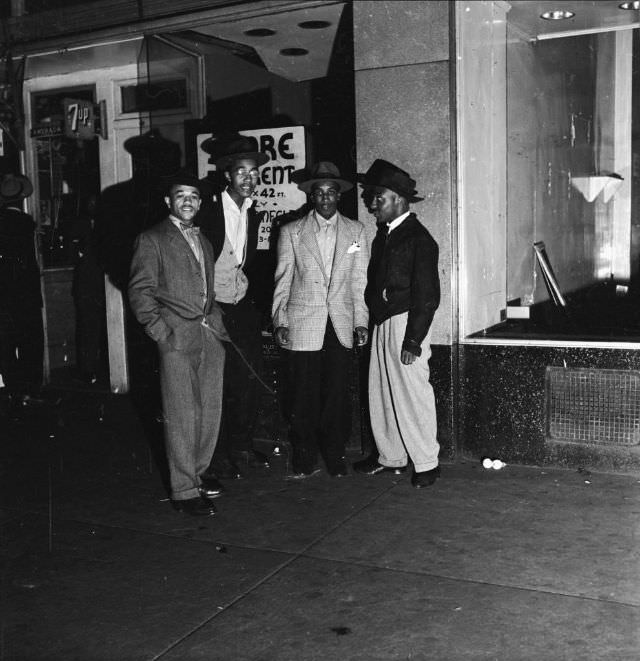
[357,159,424,202]
[0,173,33,204]
[201,132,269,170]
[293,161,353,194]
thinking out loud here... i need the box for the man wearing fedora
[273,162,369,477]
[353,159,441,488]
[0,173,44,398]
[129,171,229,516]
[197,132,274,479]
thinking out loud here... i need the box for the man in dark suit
[0,174,43,397]
[197,133,274,479]
[353,160,441,489]
[128,171,228,516]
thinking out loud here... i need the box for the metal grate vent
[545,367,640,446]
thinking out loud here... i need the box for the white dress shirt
[313,210,338,277]
[387,211,411,234]
[221,189,253,265]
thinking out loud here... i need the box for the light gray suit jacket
[128,217,228,352]
[272,211,369,351]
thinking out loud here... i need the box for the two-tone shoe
[352,456,407,475]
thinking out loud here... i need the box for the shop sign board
[30,121,64,138]
[63,97,95,139]
[197,126,307,250]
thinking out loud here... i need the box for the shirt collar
[222,188,254,213]
[314,210,338,230]
[387,211,410,233]
[170,215,192,229]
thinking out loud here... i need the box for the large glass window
[458,0,639,343]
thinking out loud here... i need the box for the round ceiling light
[619,1,640,9]
[280,48,309,56]
[540,9,575,20]
[244,28,276,37]
[298,20,332,29]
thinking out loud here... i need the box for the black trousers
[287,321,352,472]
[212,297,263,459]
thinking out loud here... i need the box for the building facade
[3,0,640,473]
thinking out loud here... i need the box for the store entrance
[31,85,105,385]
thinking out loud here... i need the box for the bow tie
[180,223,199,235]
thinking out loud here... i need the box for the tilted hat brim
[357,173,423,203]
[298,177,353,194]
[161,171,206,196]
[0,175,34,204]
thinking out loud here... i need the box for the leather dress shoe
[290,467,321,479]
[171,496,217,516]
[353,456,407,475]
[208,457,242,480]
[232,449,271,468]
[199,476,225,498]
[411,466,441,488]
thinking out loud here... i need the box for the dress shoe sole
[354,465,407,476]
[289,468,321,480]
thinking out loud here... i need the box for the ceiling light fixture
[540,9,575,20]
[243,28,276,37]
[280,47,308,56]
[298,20,332,29]
[618,1,640,9]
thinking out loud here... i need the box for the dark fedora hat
[0,173,33,204]
[293,161,353,194]
[201,132,269,170]
[161,169,206,197]
[357,159,424,202]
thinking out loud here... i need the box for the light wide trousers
[159,327,225,500]
[369,312,439,473]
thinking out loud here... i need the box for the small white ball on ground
[492,459,505,470]
[482,458,493,469]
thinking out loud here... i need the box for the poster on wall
[197,126,307,250]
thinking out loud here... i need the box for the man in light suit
[273,162,369,477]
[129,171,229,516]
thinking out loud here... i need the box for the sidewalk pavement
[1,386,639,660]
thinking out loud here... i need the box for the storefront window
[31,87,101,268]
[458,1,639,343]
[496,29,640,340]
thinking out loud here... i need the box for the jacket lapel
[299,213,326,279]
[330,214,352,281]
[244,206,262,266]
[164,217,203,272]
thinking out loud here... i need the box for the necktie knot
[181,223,199,236]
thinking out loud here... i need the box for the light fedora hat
[294,161,353,194]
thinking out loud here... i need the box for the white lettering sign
[197,126,307,250]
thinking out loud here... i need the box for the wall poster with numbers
[197,126,307,250]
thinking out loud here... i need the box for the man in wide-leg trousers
[368,314,439,473]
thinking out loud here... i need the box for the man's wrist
[401,339,422,357]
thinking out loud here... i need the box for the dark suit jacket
[365,213,440,356]
[128,217,227,351]
[196,189,276,315]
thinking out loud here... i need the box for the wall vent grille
[545,367,640,446]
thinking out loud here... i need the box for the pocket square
[347,242,361,254]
